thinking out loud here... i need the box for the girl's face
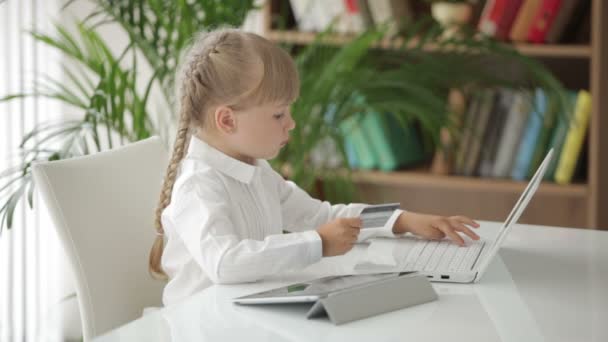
[229,101,296,163]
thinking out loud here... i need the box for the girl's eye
[273,113,285,119]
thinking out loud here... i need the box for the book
[478,0,523,40]
[478,0,500,36]
[289,0,319,32]
[320,0,347,33]
[527,0,563,43]
[367,0,412,36]
[386,114,426,169]
[497,0,524,39]
[543,91,577,180]
[463,88,496,176]
[491,90,534,178]
[363,111,425,171]
[511,88,548,180]
[339,113,379,170]
[545,0,583,43]
[356,0,375,28]
[454,91,482,175]
[343,137,360,168]
[510,0,543,42]
[430,88,467,175]
[558,0,590,43]
[478,88,515,177]
[554,90,591,184]
[525,91,562,179]
[361,111,400,171]
[339,0,367,33]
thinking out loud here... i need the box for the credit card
[360,203,400,229]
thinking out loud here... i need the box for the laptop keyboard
[399,239,485,272]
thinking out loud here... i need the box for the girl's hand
[393,212,480,246]
[316,217,362,257]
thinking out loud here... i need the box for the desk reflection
[97,256,543,342]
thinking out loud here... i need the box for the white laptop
[357,148,554,284]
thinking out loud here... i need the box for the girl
[149,28,480,306]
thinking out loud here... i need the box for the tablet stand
[306,274,437,325]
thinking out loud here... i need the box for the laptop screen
[475,149,553,275]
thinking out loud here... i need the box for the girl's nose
[286,113,296,131]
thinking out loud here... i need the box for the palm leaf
[0,1,256,231]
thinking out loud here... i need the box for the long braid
[149,95,193,279]
[148,31,230,280]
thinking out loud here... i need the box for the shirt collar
[186,135,258,184]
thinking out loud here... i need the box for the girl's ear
[214,105,237,134]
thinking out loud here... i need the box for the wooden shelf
[351,170,589,228]
[351,170,588,198]
[514,43,591,58]
[264,0,607,229]
[266,30,591,58]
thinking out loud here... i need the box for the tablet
[233,272,415,304]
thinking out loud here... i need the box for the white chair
[32,136,168,341]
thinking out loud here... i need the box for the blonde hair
[149,28,300,279]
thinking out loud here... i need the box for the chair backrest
[32,136,168,341]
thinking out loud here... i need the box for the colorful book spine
[479,0,524,40]
[554,90,591,184]
[362,111,425,171]
[343,138,360,168]
[543,91,577,180]
[545,0,582,43]
[525,90,559,179]
[389,115,425,168]
[340,114,379,170]
[454,92,481,175]
[527,0,563,43]
[510,0,543,42]
[511,88,548,180]
[492,90,533,178]
[479,88,514,177]
[362,111,399,171]
[463,89,496,176]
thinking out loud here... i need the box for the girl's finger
[422,227,445,240]
[436,222,465,246]
[452,216,480,228]
[452,222,480,240]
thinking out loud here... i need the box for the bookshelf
[266,30,592,58]
[262,0,607,230]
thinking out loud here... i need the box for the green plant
[274,19,569,203]
[0,0,255,232]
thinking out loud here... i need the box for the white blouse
[160,136,404,306]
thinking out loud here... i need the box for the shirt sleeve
[271,167,404,242]
[169,177,322,285]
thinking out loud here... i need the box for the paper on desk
[355,239,399,270]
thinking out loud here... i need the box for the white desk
[95,222,608,342]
